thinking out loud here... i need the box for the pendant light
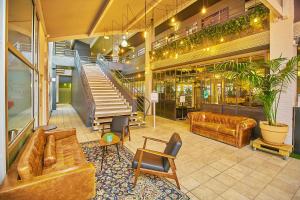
[143,0,147,38]
[201,0,207,14]
[120,8,128,48]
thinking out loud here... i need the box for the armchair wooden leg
[133,169,140,187]
[169,158,180,190]
[128,129,131,141]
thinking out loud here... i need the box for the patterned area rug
[81,142,189,200]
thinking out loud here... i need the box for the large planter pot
[260,121,288,145]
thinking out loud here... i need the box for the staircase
[83,64,143,131]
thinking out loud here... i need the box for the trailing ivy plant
[152,5,269,62]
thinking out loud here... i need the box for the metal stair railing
[97,54,150,121]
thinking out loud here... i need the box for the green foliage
[152,5,269,61]
[215,56,300,126]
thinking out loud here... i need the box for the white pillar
[269,0,297,144]
[0,0,7,183]
[144,24,155,115]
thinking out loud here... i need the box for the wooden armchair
[132,133,182,189]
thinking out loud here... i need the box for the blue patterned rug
[81,142,190,200]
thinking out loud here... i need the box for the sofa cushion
[194,121,220,132]
[17,129,46,180]
[218,125,236,136]
[44,135,56,167]
[43,135,87,174]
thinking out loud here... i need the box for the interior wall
[295,0,300,22]
[73,40,91,57]
[0,0,7,183]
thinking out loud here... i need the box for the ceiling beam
[260,0,283,18]
[48,34,90,42]
[34,0,48,37]
[89,0,113,36]
[92,29,144,37]
[125,0,162,31]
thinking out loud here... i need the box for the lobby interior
[1,0,300,199]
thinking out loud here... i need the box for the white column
[0,0,7,183]
[269,0,297,144]
[144,24,155,115]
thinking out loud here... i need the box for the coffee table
[99,133,121,170]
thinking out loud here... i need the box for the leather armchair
[132,133,182,189]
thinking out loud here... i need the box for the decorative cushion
[44,135,56,167]
[42,135,87,174]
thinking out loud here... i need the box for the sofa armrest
[45,128,76,140]
[188,112,206,131]
[239,119,257,131]
[236,118,257,148]
[0,163,95,200]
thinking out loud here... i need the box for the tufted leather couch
[0,128,95,200]
[188,112,257,148]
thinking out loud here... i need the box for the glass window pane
[7,52,33,144]
[8,0,33,62]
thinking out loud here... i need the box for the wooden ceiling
[40,0,196,41]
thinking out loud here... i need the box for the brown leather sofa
[0,128,96,200]
[188,112,257,148]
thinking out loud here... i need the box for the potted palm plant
[216,56,299,145]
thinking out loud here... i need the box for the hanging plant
[152,4,269,62]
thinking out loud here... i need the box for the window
[8,0,33,63]
[137,48,145,57]
[7,52,33,144]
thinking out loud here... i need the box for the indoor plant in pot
[216,56,299,145]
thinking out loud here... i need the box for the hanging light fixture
[143,0,147,38]
[201,0,207,14]
[104,35,110,40]
[121,35,128,47]
[171,17,176,23]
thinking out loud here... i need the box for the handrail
[74,51,96,125]
[97,54,150,120]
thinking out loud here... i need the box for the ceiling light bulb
[104,35,110,39]
[143,31,147,38]
[121,39,128,47]
[171,17,176,23]
[201,6,207,14]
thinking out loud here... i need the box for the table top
[99,133,120,146]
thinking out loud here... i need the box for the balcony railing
[151,5,269,62]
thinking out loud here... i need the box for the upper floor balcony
[150,4,269,63]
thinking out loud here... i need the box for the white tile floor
[49,104,300,200]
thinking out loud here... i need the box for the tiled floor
[49,104,300,200]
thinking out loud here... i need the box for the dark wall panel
[71,68,92,127]
[73,40,91,57]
